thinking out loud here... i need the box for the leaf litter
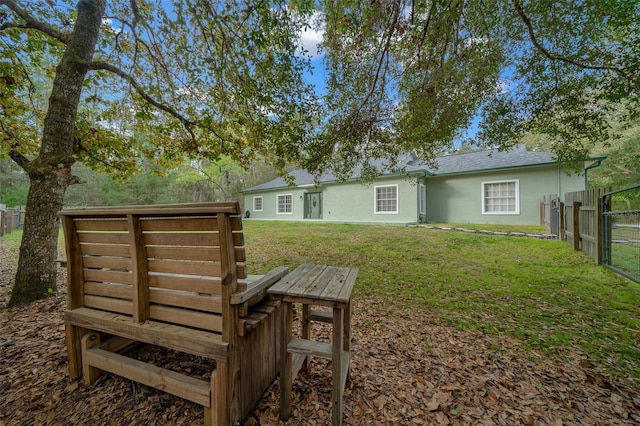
[1,240,639,425]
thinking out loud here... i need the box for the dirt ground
[1,240,639,425]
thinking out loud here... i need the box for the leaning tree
[1,0,319,306]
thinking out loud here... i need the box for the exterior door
[304,192,322,219]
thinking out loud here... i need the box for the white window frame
[481,179,520,215]
[253,196,263,212]
[374,184,399,214]
[276,193,293,215]
[419,184,426,215]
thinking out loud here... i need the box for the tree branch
[8,147,30,170]
[512,0,630,83]
[85,60,197,140]
[0,0,70,43]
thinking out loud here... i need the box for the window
[482,180,519,214]
[419,184,426,215]
[277,193,293,214]
[375,184,398,214]
[253,196,263,212]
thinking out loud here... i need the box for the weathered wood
[288,338,332,359]
[332,307,345,426]
[84,346,212,406]
[270,264,358,426]
[129,214,150,323]
[149,305,223,333]
[81,332,103,385]
[60,202,285,426]
[230,266,289,308]
[65,307,228,360]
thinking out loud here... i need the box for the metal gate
[602,184,640,284]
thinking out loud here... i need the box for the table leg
[302,303,310,372]
[332,306,344,425]
[344,301,351,382]
[279,301,293,421]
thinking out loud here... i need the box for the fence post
[559,202,565,240]
[573,201,581,251]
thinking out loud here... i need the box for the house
[242,146,604,225]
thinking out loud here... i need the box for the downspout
[417,171,428,223]
[584,158,604,189]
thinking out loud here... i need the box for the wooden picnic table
[268,263,358,425]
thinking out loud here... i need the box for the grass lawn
[243,220,640,380]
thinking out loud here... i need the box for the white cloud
[298,12,325,58]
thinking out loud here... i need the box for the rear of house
[243,146,603,226]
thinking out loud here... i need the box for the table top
[268,263,358,304]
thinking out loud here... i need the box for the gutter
[584,156,606,189]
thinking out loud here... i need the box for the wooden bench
[60,202,288,426]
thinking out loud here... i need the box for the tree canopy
[319,0,639,176]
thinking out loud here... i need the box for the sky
[295,17,476,148]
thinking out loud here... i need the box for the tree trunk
[8,0,106,307]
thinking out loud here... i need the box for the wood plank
[336,268,359,304]
[146,246,246,263]
[65,308,228,361]
[309,310,333,323]
[149,274,222,294]
[287,338,332,360]
[60,202,241,217]
[81,333,103,385]
[320,268,352,301]
[147,259,221,277]
[80,243,131,257]
[147,246,221,262]
[144,233,220,247]
[149,289,222,313]
[84,347,211,407]
[129,214,150,323]
[150,305,223,333]
[74,219,128,232]
[268,263,319,296]
[230,266,289,305]
[82,256,130,270]
[217,212,242,423]
[83,269,132,285]
[61,216,84,310]
[78,232,130,245]
[141,217,218,232]
[84,282,132,299]
[84,295,133,315]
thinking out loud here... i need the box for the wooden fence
[0,206,26,237]
[544,188,609,264]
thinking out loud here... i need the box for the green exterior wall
[243,164,587,226]
[424,165,585,225]
[243,175,421,224]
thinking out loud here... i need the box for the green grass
[244,221,640,379]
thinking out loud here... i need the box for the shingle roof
[243,145,562,192]
[432,145,556,175]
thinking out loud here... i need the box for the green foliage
[590,123,640,191]
[321,0,640,175]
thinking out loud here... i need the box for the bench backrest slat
[61,202,245,335]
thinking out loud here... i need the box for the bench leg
[80,332,103,385]
[65,324,81,380]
